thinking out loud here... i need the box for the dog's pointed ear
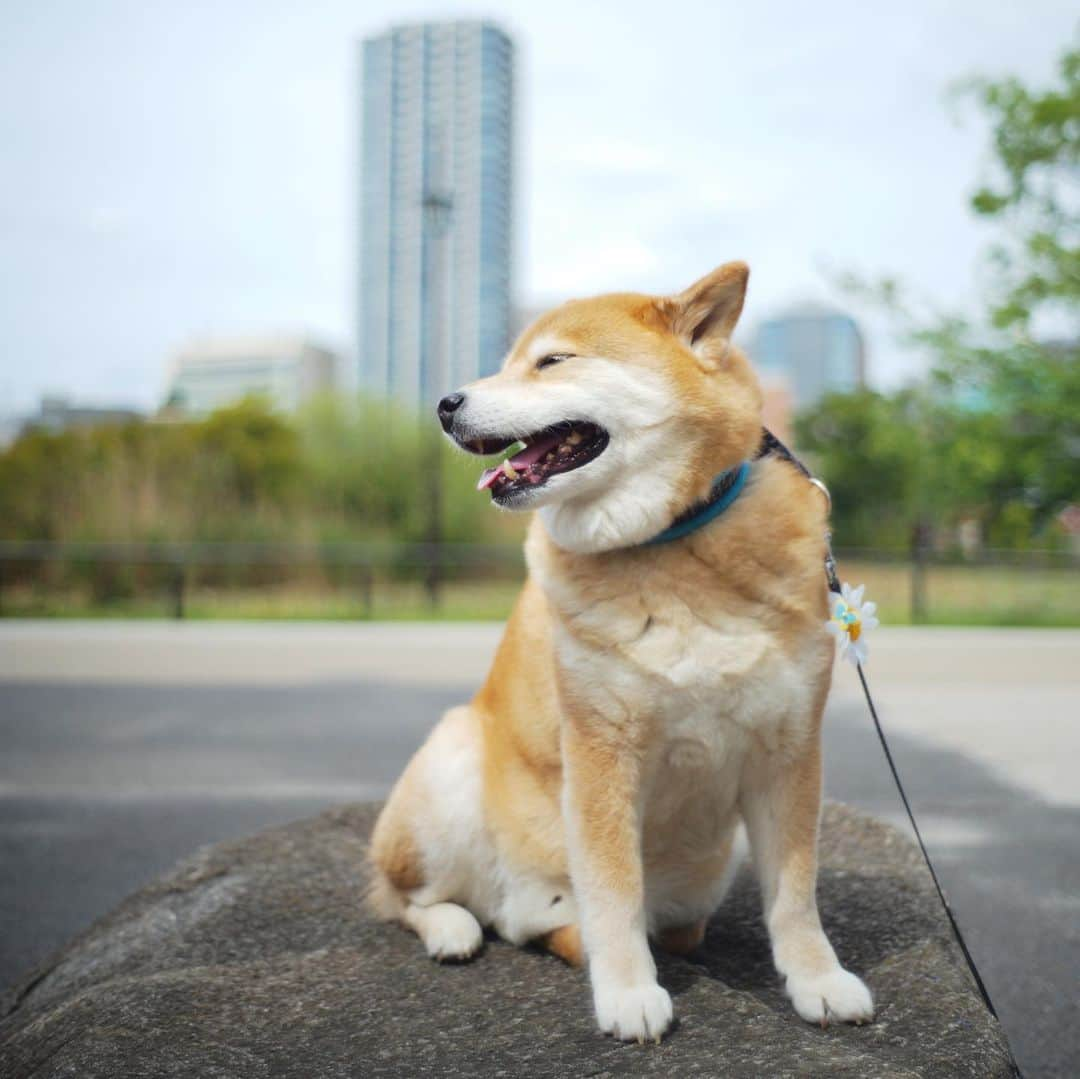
[664,261,749,369]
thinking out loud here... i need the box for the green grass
[2,563,1078,626]
[836,560,1080,627]
[0,580,524,622]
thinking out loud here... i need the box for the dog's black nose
[437,392,465,432]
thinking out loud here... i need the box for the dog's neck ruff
[640,428,809,548]
[644,461,750,547]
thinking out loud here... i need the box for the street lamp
[422,187,454,609]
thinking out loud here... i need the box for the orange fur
[538,924,585,967]
[657,920,708,956]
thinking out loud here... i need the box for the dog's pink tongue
[476,431,563,491]
[509,432,562,469]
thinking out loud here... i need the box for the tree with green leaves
[965,45,1079,329]
[0,394,519,548]
[801,40,1080,549]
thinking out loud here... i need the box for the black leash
[849,650,1023,1079]
[851,658,994,1011]
[759,429,1023,1077]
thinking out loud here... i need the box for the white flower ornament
[826,583,879,666]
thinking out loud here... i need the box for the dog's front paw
[785,967,873,1026]
[594,981,674,1043]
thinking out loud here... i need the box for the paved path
[2,622,1077,1076]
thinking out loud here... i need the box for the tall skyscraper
[750,306,866,411]
[358,21,514,407]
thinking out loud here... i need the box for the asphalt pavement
[1,622,1077,1077]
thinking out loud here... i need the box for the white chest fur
[558,598,819,745]
[554,591,824,842]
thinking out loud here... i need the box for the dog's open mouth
[462,421,609,500]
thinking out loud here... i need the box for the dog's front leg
[740,736,874,1026]
[562,717,672,1043]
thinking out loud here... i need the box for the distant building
[162,336,338,416]
[749,306,865,410]
[21,395,141,436]
[358,20,514,407]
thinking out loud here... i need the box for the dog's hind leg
[368,705,494,962]
[403,901,484,961]
[368,866,484,962]
[537,923,585,967]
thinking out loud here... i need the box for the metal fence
[0,540,525,619]
[0,540,1076,623]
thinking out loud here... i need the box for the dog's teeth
[501,460,519,480]
[566,431,583,445]
[558,444,571,455]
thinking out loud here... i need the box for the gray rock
[0,803,1015,1078]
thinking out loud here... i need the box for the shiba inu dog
[368,262,874,1042]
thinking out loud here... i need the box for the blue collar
[645,461,750,546]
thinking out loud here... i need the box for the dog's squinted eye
[536,353,573,371]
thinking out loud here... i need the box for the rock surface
[1,803,1015,1078]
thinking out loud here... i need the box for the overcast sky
[1,0,1075,413]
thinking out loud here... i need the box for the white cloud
[0,0,1075,411]
[564,137,667,174]
[87,206,128,235]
